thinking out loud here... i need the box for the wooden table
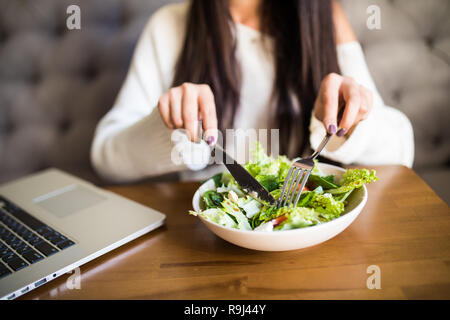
[23,166,450,299]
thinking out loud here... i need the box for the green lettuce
[308,192,345,220]
[274,207,322,230]
[244,142,293,188]
[191,143,378,232]
[255,174,279,192]
[201,190,224,209]
[221,198,252,230]
[237,197,262,218]
[189,208,237,229]
[327,168,378,194]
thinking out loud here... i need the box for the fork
[277,132,333,208]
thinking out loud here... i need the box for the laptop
[0,168,165,300]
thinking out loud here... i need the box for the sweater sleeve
[90,3,206,182]
[309,41,415,168]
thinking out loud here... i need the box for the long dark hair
[172,0,340,157]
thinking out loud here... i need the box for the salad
[189,143,378,232]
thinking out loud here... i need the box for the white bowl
[192,163,368,251]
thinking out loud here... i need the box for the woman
[91,0,414,182]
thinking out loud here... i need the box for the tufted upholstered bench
[0,0,181,184]
[0,0,449,203]
[340,0,450,203]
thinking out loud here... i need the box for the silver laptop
[0,168,165,300]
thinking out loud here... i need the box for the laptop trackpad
[34,185,106,218]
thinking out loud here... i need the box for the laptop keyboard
[0,195,75,279]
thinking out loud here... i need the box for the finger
[169,87,183,128]
[320,73,343,134]
[181,83,199,141]
[358,85,373,121]
[198,85,218,145]
[158,93,173,129]
[338,80,361,136]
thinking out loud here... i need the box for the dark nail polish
[337,128,347,137]
[206,136,215,145]
[328,124,336,135]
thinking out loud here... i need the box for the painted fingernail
[206,136,215,145]
[328,124,336,135]
[337,128,347,137]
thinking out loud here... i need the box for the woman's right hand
[158,82,218,145]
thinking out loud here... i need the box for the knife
[212,144,277,205]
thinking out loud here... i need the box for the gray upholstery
[0,0,449,203]
[0,0,182,183]
[340,0,450,204]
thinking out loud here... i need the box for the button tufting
[59,119,72,134]
[85,66,99,80]
[5,121,14,135]
[30,72,41,84]
[391,89,402,104]
[55,24,68,37]
[432,134,443,147]
[424,36,435,49]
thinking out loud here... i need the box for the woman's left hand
[313,73,373,137]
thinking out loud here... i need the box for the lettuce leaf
[327,168,378,194]
[251,204,283,228]
[221,198,252,230]
[308,193,345,220]
[190,208,237,229]
[297,186,324,207]
[211,173,223,188]
[244,142,293,183]
[201,190,224,209]
[308,174,339,189]
[274,207,322,230]
[255,174,279,192]
[237,197,262,218]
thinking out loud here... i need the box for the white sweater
[91,2,414,183]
